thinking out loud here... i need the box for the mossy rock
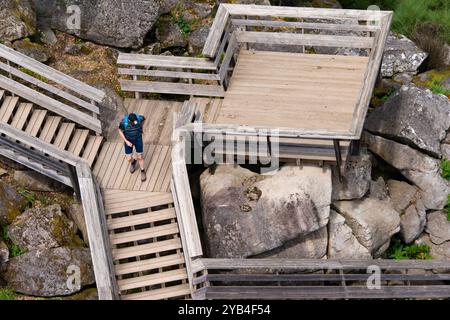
[0,182,28,225]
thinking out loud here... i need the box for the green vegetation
[445,194,450,221]
[174,15,191,35]
[0,288,17,301]
[441,159,450,180]
[17,67,48,83]
[370,86,396,108]
[1,225,24,258]
[387,237,432,260]
[10,243,24,257]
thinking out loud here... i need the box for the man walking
[118,112,147,182]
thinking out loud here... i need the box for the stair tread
[114,253,185,276]
[107,208,176,230]
[82,135,103,167]
[53,122,75,150]
[0,96,19,123]
[118,268,188,291]
[105,192,174,215]
[121,283,190,300]
[112,238,181,261]
[10,103,32,130]
[110,223,179,245]
[68,129,89,156]
[39,116,62,143]
[25,109,47,137]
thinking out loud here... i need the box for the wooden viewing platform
[1,4,450,301]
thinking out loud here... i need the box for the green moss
[10,243,24,257]
[445,194,450,221]
[414,68,450,98]
[370,86,396,108]
[441,159,450,180]
[17,67,48,83]
[0,288,17,300]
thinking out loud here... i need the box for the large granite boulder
[333,197,401,256]
[200,164,331,258]
[188,26,210,55]
[155,16,188,50]
[13,170,67,192]
[12,39,50,63]
[387,180,426,243]
[327,210,371,259]
[8,204,83,252]
[365,85,450,158]
[66,203,88,245]
[332,153,371,201]
[381,33,428,78]
[364,132,450,210]
[425,211,450,245]
[32,0,162,48]
[415,233,450,260]
[93,84,124,139]
[0,0,36,42]
[3,247,94,297]
[0,182,28,225]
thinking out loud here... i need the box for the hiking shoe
[141,170,147,182]
[130,159,137,173]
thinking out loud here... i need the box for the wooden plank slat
[10,103,32,130]
[118,68,220,81]
[0,75,102,133]
[39,116,62,143]
[68,129,89,157]
[0,43,105,102]
[110,223,179,245]
[112,238,182,260]
[53,122,75,150]
[25,109,47,137]
[82,135,103,167]
[119,80,225,97]
[114,253,185,276]
[121,283,190,300]
[107,208,176,230]
[203,4,230,58]
[0,96,18,123]
[118,269,187,291]
[117,54,217,70]
[236,31,374,49]
[105,192,173,215]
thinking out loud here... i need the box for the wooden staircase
[0,90,103,184]
[103,189,191,300]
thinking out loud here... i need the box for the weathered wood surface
[194,285,450,300]
[118,53,217,70]
[120,80,225,97]
[237,31,374,49]
[202,4,230,58]
[0,43,105,102]
[219,32,238,85]
[118,68,220,81]
[0,75,102,133]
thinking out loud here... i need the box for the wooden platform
[216,50,369,134]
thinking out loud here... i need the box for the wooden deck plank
[11,103,32,130]
[127,145,153,191]
[153,147,172,192]
[121,283,190,300]
[102,142,125,187]
[82,135,103,167]
[139,145,163,191]
[120,80,225,97]
[147,146,170,192]
[118,269,187,291]
[67,129,89,157]
[94,142,117,183]
[0,96,18,123]
[112,238,182,260]
[39,116,62,143]
[114,253,185,276]
[107,208,176,230]
[110,223,179,245]
[25,109,47,137]
[53,122,75,150]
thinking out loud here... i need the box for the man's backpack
[123,114,143,128]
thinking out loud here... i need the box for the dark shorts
[124,137,144,155]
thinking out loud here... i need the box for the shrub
[0,288,17,301]
[411,22,449,70]
[387,238,432,260]
[441,159,450,180]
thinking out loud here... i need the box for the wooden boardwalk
[93,99,190,300]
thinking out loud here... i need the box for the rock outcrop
[365,85,450,158]
[13,170,67,192]
[416,233,450,260]
[0,182,28,225]
[32,0,162,48]
[364,132,450,210]
[3,247,94,296]
[0,241,8,265]
[425,211,450,245]
[200,164,331,258]
[333,197,401,256]
[0,0,36,42]
[327,210,371,259]
[381,33,428,78]
[8,204,83,252]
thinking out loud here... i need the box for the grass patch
[387,237,432,260]
[370,86,396,108]
[441,159,450,180]
[0,288,17,301]
[174,15,191,35]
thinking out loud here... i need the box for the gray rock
[327,210,371,259]
[8,204,83,252]
[13,170,67,192]
[333,197,401,254]
[0,167,8,177]
[393,72,414,84]
[67,203,88,245]
[364,132,450,210]
[200,164,331,258]
[0,0,36,42]
[442,144,450,160]
[381,33,428,77]
[188,26,210,55]
[369,177,388,200]
[12,39,49,62]
[0,182,28,225]
[3,247,94,297]
[0,241,8,265]
[93,84,125,139]
[156,17,188,49]
[416,233,450,260]
[426,211,450,245]
[387,180,419,212]
[365,85,450,158]
[33,0,162,48]
[400,200,426,244]
[39,26,58,45]
[263,227,328,259]
[64,43,83,55]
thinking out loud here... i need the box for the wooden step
[10,103,32,130]
[53,122,75,150]
[112,238,181,261]
[110,223,179,245]
[82,135,103,167]
[39,116,62,143]
[0,90,4,102]
[118,268,188,291]
[0,96,19,123]
[107,208,176,230]
[67,129,89,156]
[121,283,190,300]
[25,109,47,137]
[104,192,174,215]
[115,253,185,276]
